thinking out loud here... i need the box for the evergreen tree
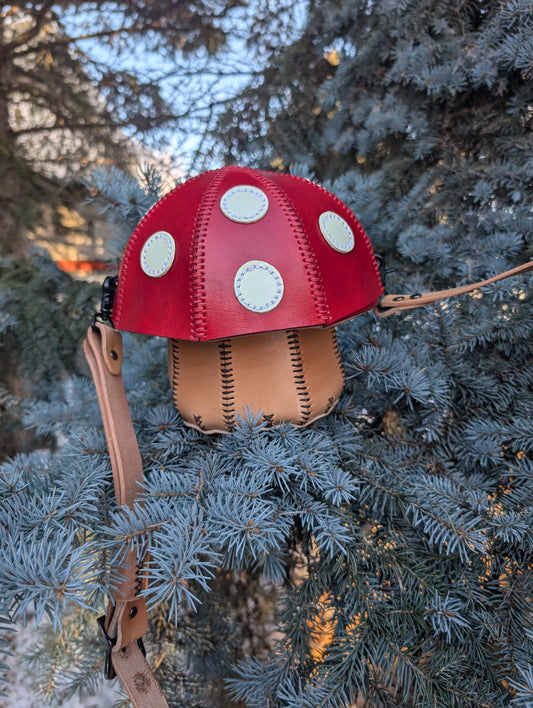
[0,251,99,459]
[1,1,533,707]
[0,0,295,252]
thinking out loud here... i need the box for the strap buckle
[97,614,147,681]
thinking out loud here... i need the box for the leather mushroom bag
[112,166,384,432]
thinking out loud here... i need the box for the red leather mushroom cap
[113,166,384,341]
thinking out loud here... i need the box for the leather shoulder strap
[85,325,143,508]
[84,325,169,708]
[375,261,533,317]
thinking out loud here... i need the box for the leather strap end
[375,261,533,318]
[87,324,123,376]
[106,599,148,649]
[105,601,169,707]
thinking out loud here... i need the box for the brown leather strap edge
[375,261,533,318]
[84,324,146,601]
[105,598,148,649]
[84,325,144,508]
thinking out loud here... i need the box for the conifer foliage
[1,1,533,707]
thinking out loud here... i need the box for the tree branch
[1,2,55,54]
[10,23,146,58]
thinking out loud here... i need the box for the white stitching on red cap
[140,231,175,277]
[220,186,269,223]
[234,260,284,312]
[319,212,355,253]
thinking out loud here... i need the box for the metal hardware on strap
[375,292,424,316]
[98,615,146,681]
[97,614,118,680]
[91,275,118,330]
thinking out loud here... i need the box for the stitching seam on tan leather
[134,562,143,596]
[331,328,345,388]
[219,339,235,430]
[169,339,180,412]
[287,330,312,425]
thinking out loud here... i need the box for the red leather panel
[113,166,384,341]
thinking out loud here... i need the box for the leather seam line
[288,173,384,292]
[287,330,312,425]
[190,171,226,340]
[218,340,235,429]
[331,328,345,387]
[114,170,216,326]
[253,171,331,324]
[169,339,180,412]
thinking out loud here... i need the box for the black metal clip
[97,614,147,681]
[374,253,396,292]
[374,254,401,314]
[97,614,117,680]
[91,275,118,331]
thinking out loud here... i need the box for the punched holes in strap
[375,260,533,317]
[98,324,122,376]
[377,292,423,315]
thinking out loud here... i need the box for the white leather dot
[234,260,284,313]
[140,231,175,277]
[318,211,355,253]
[220,185,269,223]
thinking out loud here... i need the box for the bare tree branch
[11,23,147,58]
[1,1,55,54]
